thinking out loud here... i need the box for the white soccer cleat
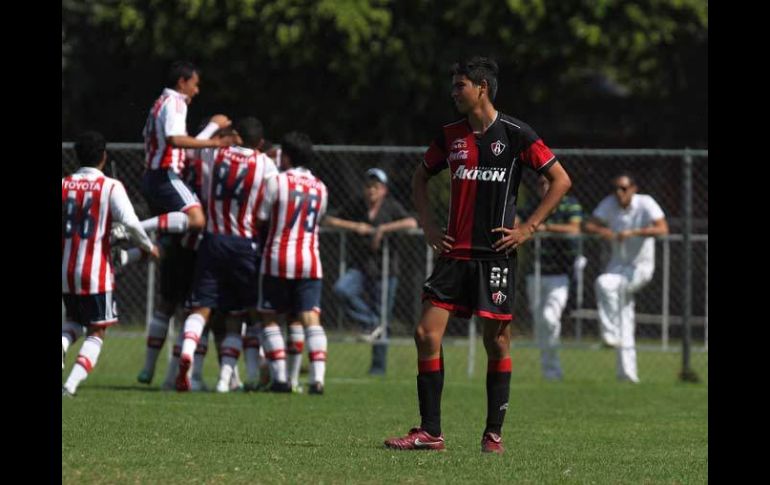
[215,378,230,393]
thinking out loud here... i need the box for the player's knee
[187,208,206,231]
[414,325,438,350]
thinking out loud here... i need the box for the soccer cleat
[291,383,305,394]
[358,324,385,343]
[137,369,153,384]
[242,380,261,392]
[481,432,504,454]
[308,382,324,395]
[267,381,292,393]
[215,378,230,393]
[384,427,445,451]
[176,355,192,392]
[62,387,75,398]
[191,379,209,392]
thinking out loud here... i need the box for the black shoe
[62,387,75,398]
[268,381,292,393]
[308,382,324,395]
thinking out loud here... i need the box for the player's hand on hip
[492,226,530,255]
[425,224,454,254]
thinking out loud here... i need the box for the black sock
[485,357,512,435]
[417,358,443,437]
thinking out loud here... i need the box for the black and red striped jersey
[423,112,557,260]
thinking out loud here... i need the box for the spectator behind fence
[583,173,668,383]
[516,174,583,381]
[325,168,417,375]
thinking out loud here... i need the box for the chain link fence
[62,143,707,383]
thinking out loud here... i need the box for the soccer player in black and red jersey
[384,56,572,454]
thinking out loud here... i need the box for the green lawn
[62,335,708,484]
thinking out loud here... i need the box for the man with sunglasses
[584,173,668,383]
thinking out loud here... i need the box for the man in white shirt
[584,173,668,383]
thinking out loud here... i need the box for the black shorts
[62,292,119,327]
[258,275,322,315]
[188,234,260,312]
[158,235,197,305]
[141,169,201,215]
[422,257,517,321]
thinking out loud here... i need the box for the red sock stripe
[159,214,168,231]
[147,337,164,348]
[220,347,240,359]
[243,337,260,348]
[172,345,181,357]
[288,341,305,354]
[266,349,286,360]
[418,358,442,373]
[76,356,93,373]
[487,357,512,373]
[309,351,327,361]
[183,332,201,344]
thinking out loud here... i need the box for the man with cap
[325,168,417,375]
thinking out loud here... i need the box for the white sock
[141,212,189,234]
[218,333,243,385]
[243,324,261,382]
[306,326,327,386]
[62,321,83,356]
[262,326,287,383]
[192,330,209,381]
[64,335,103,394]
[287,324,305,388]
[121,248,144,266]
[230,365,242,389]
[181,313,206,360]
[142,312,170,375]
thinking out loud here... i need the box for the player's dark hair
[280,131,314,168]
[452,56,499,101]
[613,172,637,187]
[234,117,264,149]
[166,60,199,88]
[74,131,106,167]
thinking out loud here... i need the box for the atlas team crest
[491,140,506,156]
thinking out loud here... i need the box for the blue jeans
[333,269,398,333]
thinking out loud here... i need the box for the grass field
[62,334,708,484]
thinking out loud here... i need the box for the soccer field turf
[62,335,708,484]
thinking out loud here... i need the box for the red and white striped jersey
[199,146,278,238]
[259,167,328,279]
[143,88,189,173]
[62,168,154,295]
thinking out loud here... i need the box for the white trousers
[594,263,654,382]
[526,274,569,380]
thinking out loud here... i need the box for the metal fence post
[680,149,699,382]
[661,238,671,350]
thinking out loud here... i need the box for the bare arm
[411,163,454,253]
[492,161,572,253]
[322,215,374,235]
[618,217,669,240]
[376,217,418,234]
[583,218,615,241]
